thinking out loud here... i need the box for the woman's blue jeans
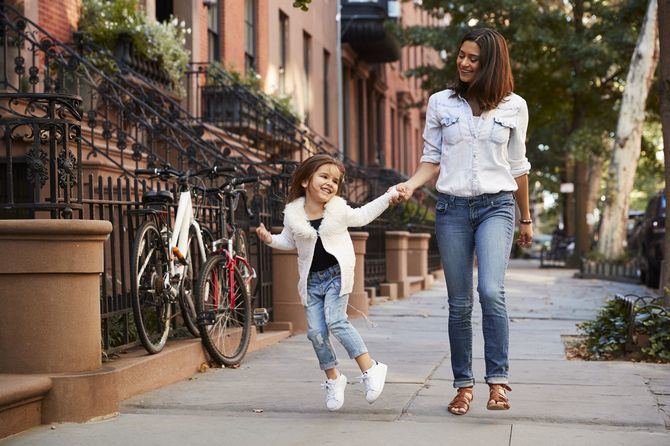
[305,264,368,370]
[435,191,515,388]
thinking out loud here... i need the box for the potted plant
[77,0,190,96]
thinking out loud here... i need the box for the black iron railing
[186,63,337,162]
[0,4,233,176]
[614,293,668,354]
[0,93,82,218]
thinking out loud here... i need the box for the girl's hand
[516,223,534,248]
[255,223,273,245]
[392,182,415,203]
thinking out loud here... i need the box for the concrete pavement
[3,259,669,445]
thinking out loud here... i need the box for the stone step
[0,375,52,439]
[0,328,292,439]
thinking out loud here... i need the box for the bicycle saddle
[142,190,174,204]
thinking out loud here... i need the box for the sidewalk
[3,259,669,446]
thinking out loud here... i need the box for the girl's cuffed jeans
[305,264,368,370]
[435,191,515,388]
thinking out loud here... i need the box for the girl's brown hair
[286,154,346,203]
[452,28,514,111]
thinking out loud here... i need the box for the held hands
[387,182,414,204]
[255,223,273,245]
[516,223,534,248]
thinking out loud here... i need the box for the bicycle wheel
[131,219,172,354]
[179,226,205,338]
[196,255,252,366]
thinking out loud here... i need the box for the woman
[394,28,533,415]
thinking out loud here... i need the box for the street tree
[598,0,659,259]
[659,0,670,303]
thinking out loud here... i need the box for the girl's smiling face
[302,163,341,204]
[457,40,481,83]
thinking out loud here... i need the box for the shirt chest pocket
[441,116,464,146]
[491,116,516,144]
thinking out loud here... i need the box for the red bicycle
[195,174,264,366]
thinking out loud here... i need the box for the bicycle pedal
[253,308,269,326]
[172,247,187,265]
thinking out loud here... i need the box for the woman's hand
[389,182,415,204]
[516,223,534,248]
[255,223,273,245]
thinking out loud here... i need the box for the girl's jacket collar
[283,196,348,239]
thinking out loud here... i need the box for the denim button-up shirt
[420,89,531,197]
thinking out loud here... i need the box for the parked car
[631,192,665,288]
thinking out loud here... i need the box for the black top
[309,218,339,272]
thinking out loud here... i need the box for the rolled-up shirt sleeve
[508,99,531,177]
[420,94,442,164]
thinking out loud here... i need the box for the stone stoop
[0,328,291,439]
[407,275,425,294]
[0,375,52,439]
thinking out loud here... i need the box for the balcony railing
[186,63,337,161]
[341,0,401,63]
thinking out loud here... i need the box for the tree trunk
[658,0,670,304]
[587,155,604,220]
[574,160,590,261]
[598,0,660,258]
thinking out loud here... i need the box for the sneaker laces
[356,371,370,386]
[320,381,338,403]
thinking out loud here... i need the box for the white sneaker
[321,373,347,411]
[359,361,388,403]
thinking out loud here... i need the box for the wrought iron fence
[614,293,668,354]
[185,63,336,162]
[78,173,271,354]
[0,93,82,219]
[577,257,639,284]
[0,4,233,176]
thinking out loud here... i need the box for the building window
[245,0,257,73]
[302,31,312,125]
[279,11,289,95]
[357,78,365,164]
[207,2,220,62]
[0,160,33,219]
[156,0,174,22]
[323,49,330,136]
[390,107,396,167]
[343,68,350,157]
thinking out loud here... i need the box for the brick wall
[38,0,81,43]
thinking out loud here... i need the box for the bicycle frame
[169,185,207,290]
[206,236,253,309]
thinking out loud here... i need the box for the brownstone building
[0,0,442,436]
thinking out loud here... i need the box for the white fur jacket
[269,192,394,306]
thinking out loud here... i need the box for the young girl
[256,154,398,411]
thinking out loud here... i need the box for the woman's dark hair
[452,28,514,110]
[286,154,346,203]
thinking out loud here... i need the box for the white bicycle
[130,165,234,354]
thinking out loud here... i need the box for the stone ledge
[0,375,52,440]
[0,328,291,438]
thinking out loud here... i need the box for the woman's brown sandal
[487,384,512,410]
[447,387,473,415]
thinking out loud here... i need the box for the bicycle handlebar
[194,165,238,177]
[230,176,258,186]
[135,167,182,178]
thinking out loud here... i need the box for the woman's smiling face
[457,40,481,83]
